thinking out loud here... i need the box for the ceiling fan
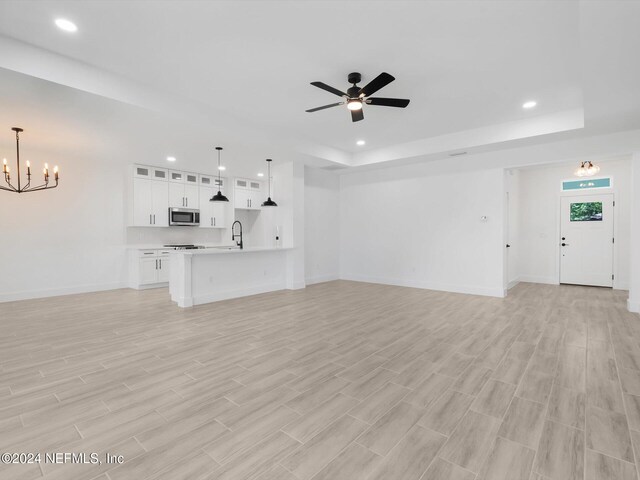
[305,72,410,122]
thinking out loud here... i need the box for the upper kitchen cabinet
[169,182,199,208]
[168,170,197,185]
[131,176,169,227]
[234,178,263,210]
[200,175,227,193]
[168,170,199,208]
[134,165,169,181]
[199,183,227,229]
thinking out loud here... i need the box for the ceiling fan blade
[305,102,344,113]
[366,97,410,108]
[351,108,364,122]
[310,81,348,97]
[358,72,395,97]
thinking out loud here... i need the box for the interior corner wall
[339,165,506,297]
[505,169,521,289]
[515,157,631,289]
[304,166,340,285]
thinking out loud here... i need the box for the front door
[560,194,614,287]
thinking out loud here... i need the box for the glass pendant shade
[574,161,599,177]
[261,158,277,207]
[210,146,229,202]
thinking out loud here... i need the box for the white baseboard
[0,281,128,303]
[628,298,640,313]
[507,278,521,290]
[517,275,560,286]
[339,273,505,298]
[305,274,340,285]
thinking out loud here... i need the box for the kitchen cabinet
[169,182,199,208]
[234,178,263,210]
[131,177,169,227]
[134,165,168,181]
[130,249,171,288]
[199,187,227,228]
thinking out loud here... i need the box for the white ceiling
[0,0,638,169]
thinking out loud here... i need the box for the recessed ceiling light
[166,156,176,162]
[356,140,366,146]
[55,18,78,32]
[218,165,226,171]
[257,173,264,177]
[522,100,537,109]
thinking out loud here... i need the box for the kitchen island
[169,246,295,307]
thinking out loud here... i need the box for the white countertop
[126,243,233,250]
[174,246,293,256]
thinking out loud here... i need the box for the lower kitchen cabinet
[129,249,171,289]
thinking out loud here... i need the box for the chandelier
[1,127,59,193]
[574,161,600,177]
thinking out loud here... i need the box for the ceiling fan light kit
[306,71,410,122]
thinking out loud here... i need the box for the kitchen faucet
[231,220,243,249]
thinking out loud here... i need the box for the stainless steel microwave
[169,208,200,226]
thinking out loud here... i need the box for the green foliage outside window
[570,202,602,222]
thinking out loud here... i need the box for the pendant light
[574,161,600,177]
[210,146,229,202]
[261,158,277,207]
[1,127,60,194]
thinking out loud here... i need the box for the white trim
[339,274,505,298]
[628,298,640,313]
[305,274,340,285]
[507,278,521,290]
[0,281,128,303]
[517,275,560,285]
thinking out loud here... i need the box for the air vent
[449,151,468,157]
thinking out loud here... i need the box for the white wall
[505,169,521,288]
[339,165,506,297]
[515,157,631,289]
[0,147,129,301]
[304,167,340,284]
[628,153,640,312]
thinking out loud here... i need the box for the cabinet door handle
[159,259,162,269]
[155,259,158,269]
[214,217,216,226]
[150,214,152,225]
[153,214,156,224]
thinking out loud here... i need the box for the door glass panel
[187,174,197,183]
[250,182,260,189]
[136,167,149,176]
[171,172,182,181]
[570,202,603,222]
[154,170,166,179]
[201,177,211,184]
[237,180,247,187]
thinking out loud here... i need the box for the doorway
[560,193,614,287]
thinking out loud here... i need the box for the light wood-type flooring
[1,280,640,480]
